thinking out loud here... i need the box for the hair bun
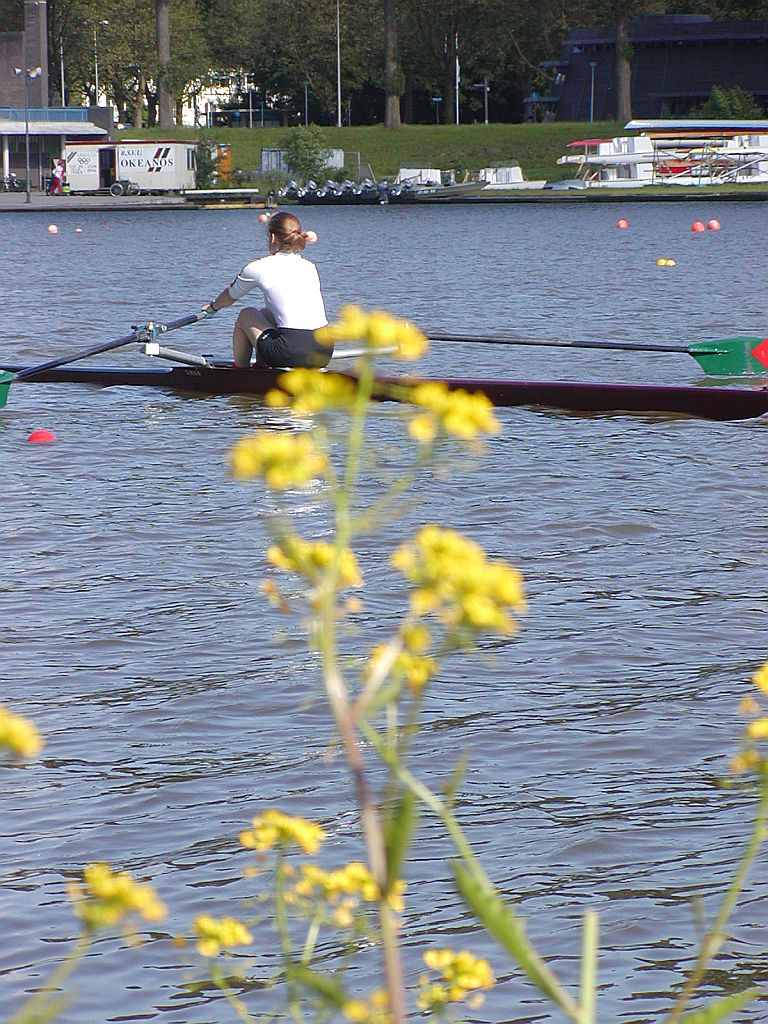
[303,230,318,244]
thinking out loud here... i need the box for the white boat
[556,120,768,187]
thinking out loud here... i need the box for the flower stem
[663,776,768,1024]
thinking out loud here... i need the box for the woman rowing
[203,211,332,368]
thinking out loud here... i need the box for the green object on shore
[689,337,768,376]
[0,370,12,409]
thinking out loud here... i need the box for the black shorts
[256,327,333,369]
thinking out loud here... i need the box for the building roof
[0,119,108,136]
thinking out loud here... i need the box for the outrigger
[2,315,768,422]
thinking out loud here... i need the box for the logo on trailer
[147,146,174,172]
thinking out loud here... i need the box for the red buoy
[707,219,721,231]
[616,218,629,229]
[691,221,706,233]
[28,429,57,443]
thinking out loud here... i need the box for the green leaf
[384,786,418,888]
[678,989,760,1024]
[451,859,580,1018]
[286,964,347,1009]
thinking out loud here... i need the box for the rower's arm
[205,288,235,314]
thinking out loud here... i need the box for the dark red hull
[5,362,768,421]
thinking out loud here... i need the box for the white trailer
[64,140,198,193]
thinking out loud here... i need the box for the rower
[202,211,332,369]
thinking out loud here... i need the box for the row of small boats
[281,179,488,205]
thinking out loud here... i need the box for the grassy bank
[117,121,625,183]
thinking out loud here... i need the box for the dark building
[526,14,768,122]
[0,0,48,108]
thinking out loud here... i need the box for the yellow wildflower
[316,304,428,361]
[418,948,495,1012]
[342,990,390,1023]
[746,718,768,740]
[392,525,526,636]
[367,644,436,695]
[239,809,326,855]
[71,863,166,932]
[740,696,760,716]
[268,536,362,589]
[731,750,761,775]
[193,914,253,957]
[407,381,500,443]
[294,861,405,912]
[0,704,43,757]
[752,662,768,695]
[265,369,359,415]
[229,431,328,489]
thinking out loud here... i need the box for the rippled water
[2,202,768,1023]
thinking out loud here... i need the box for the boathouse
[526,14,768,122]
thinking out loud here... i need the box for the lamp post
[336,0,342,127]
[589,61,597,123]
[472,77,490,124]
[302,80,309,126]
[13,66,41,204]
[94,20,109,104]
[59,37,66,106]
[431,96,442,125]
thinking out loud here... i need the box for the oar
[0,312,205,408]
[426,332,768,377]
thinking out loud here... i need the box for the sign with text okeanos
[118,145,175,174]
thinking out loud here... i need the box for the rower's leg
[232,306,276,367]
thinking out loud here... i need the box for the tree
[283,125,331,183]
[588,0,667,122]
[384,0,402,127]
[155,0,173,126]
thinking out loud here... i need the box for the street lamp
[589,61,597,123]
[94,20,109,105]
[472,76,490,124]
[431,96,442,125]
[302,80,309,126]
[13,66,42,204]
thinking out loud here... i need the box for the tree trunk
[156,0,174,128]
[615,12,632,124]
[134,70,146,129]
[384,0,401,128]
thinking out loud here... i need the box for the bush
[690,86,764,119]
[283,125,331,184]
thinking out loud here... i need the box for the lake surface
[2,202,768,1023]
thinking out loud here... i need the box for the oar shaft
[427,332,692,355]
[14,313,203,381]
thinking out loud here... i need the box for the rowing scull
[4,360,768,422]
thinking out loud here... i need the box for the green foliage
[283,125,332,183]
[690,85,764,119]
[194,129,219,187]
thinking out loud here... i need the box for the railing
[0,107,89,122]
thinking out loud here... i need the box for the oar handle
[427,332,690,355]
[14,312,205,381]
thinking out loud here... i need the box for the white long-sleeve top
[226,251,327,329]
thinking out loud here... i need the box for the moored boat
[4,360,768,422]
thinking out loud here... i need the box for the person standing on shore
[49,160,65,196]
[202,211,332,369]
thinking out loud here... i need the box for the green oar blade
[690,338,768,376]
[0,370,13,409]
